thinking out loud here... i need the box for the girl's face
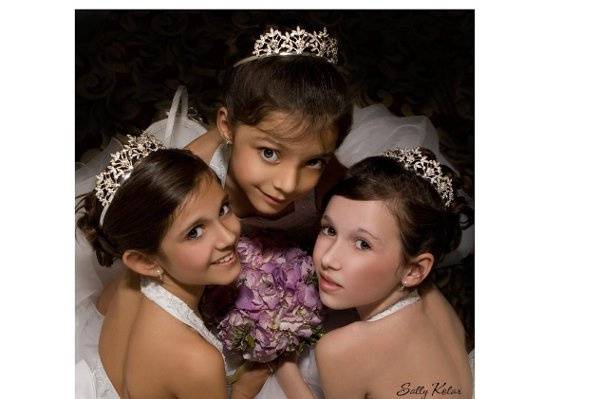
[313,196,405,311]
[227,111,338,217]
[158,177,241,287]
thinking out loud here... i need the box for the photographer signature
[396,382,462,399]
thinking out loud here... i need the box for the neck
[159,277,205,310]
[356,288,415,321]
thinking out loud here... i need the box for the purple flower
[213,235,324,363]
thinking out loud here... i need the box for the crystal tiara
[383,146,455,207]
[233,26,338,67]
[95,132,165,226]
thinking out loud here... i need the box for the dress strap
[209,142,231,187]
[139,277,224,353]
[366,290,420,322]
[163,85,189,147]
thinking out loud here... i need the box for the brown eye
[187,225,205,240]
[306,158,325,169]
[220,203,231,217]
[321,225,336,236]
[355,239,371,250]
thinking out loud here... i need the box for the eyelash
[306,159,326,170]
[259,148,279,163]
[186,225,204,240]
[320,225,336,236]
[355,239,371,251]
[259,147,326,170]
[220,202,231,217]
[320,225,372,251]
[187,202,231,240]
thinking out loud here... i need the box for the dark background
[75,10,474,349]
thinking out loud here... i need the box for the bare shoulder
[128,306,227,399]
[317,321,367,356]
[166,335,227,398]
[185,126,223,164]
[315,322,370,398]
[419,283,466,342]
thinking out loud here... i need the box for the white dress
[75,86,474,398]
[75,277,232,398]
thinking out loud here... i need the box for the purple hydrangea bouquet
[216,235,324,363]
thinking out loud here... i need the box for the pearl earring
[155,268,164,283]
[399,280,408,291]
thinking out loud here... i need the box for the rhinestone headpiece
[95,132,165,225]
[383,146,455,207]
[234,26,338,67]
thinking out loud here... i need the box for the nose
[272,166,299,196]
[319,240,342,271]
[214,217,240,250]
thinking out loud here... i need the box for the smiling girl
[75,135,263,398]
[184,25,352,243]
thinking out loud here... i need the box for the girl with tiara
[273,147,473,398]
[144,24,472,261]
[76,23,353,304]
[75,23,473,398]
[75,134,267,398]
[76,24,471,296]
[76,25,354,397]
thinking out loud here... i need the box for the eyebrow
[356,228,381,242]
[310,151,335,160]
[254,131,286,148]
[179,193,229,235]
[321,215,381,241]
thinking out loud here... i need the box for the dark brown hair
[76,149,216,267]
[221,50,353,147]
[325,149,473,265]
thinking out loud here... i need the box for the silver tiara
[383,146,455,207]
[95,132,165,225]
[234,26,338,67]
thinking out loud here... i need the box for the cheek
[224,215,241,240]
[312,236,327,270]
[230,151,250,180]
[340,254,399,304]
[167,244,212,278]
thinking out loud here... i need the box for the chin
[319,293,352,311]
[249,189,293,216]
[252,200,286,216]
[210,262,241,286]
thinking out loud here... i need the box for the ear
[401,252,435,288]
[121,249,162,279]
[216,107,234,143]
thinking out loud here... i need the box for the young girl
[75,24,472,398]
[309,147,473,398]
[143,25,472,258]
[75,133,265,398]
[183,25,352,244]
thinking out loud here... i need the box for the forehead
[169,177,223,229]
[325,196,399,238]
[249,111,338,153]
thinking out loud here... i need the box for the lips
[259,190,287,206]
[212,252,236,266]
[318,272,343,292]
